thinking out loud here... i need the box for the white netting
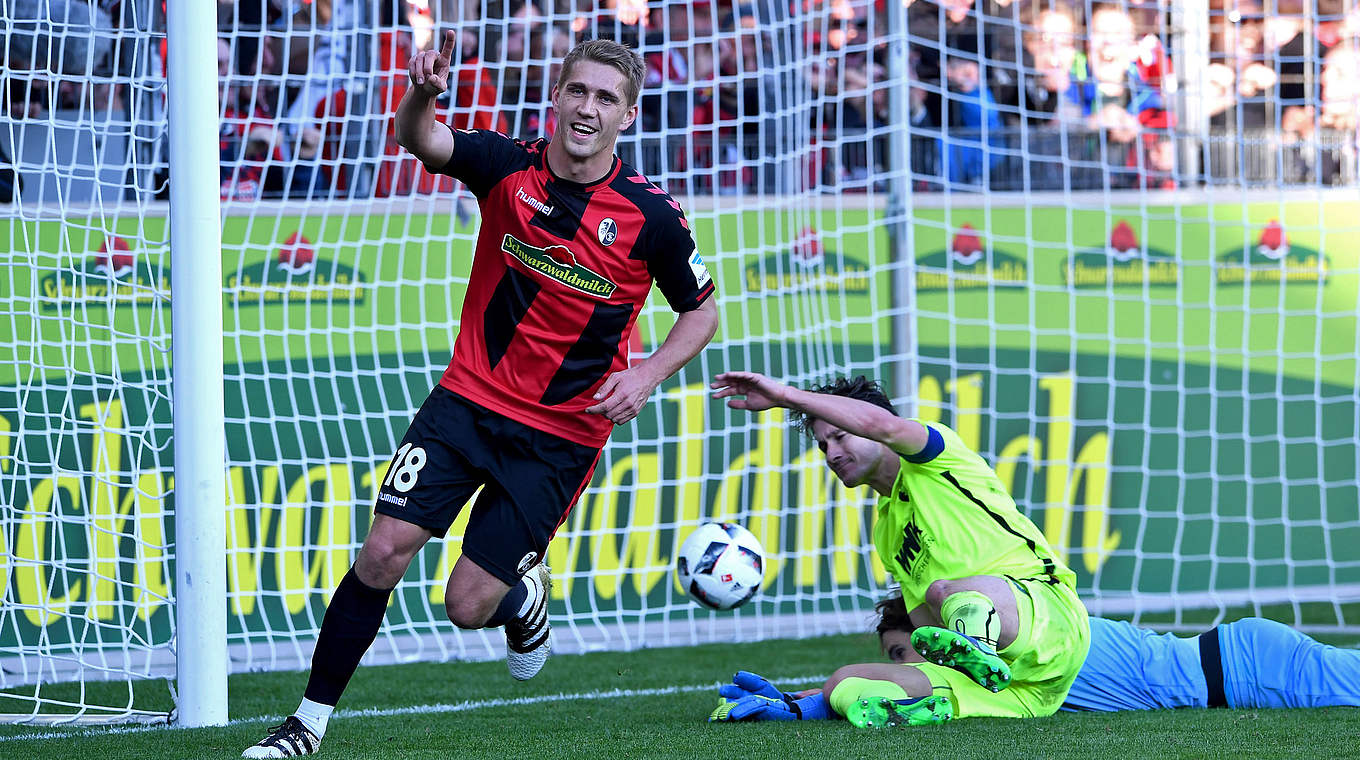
[1,0,1358,725]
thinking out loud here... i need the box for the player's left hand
[586,367,659,425]
[719,670,785,701]
[708,695,799,722]
[710,371,790,412]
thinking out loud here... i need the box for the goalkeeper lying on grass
[711,595,1360,725]
[712,372,1090,728]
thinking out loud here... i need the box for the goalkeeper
[877,595,1360,712]
[711,372,1090,728]
[712,597,1360,721]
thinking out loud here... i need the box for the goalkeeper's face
[811,419,893,489]
[551,60,639,162]
[880,629,913,664]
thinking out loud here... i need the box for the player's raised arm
[395,29,457,169]
[711,371,929,458]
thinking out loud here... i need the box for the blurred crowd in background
[1,0,1358,203]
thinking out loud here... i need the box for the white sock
[515,572,540,617]
[294,698,334,738]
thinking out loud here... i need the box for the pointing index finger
[439,29,456,62]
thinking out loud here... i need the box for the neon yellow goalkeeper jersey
[874,421,1076,610]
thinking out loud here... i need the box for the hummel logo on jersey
[377,492,408,508]
[516,187,555,216]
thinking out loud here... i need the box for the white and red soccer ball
[675,522,766,611]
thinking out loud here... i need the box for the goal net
[1,0,1357,726]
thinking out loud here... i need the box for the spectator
[919,31,1006,188]
[500,2,551,120]
[1267,0,1340,121]
[571,0,649,47]
[1019,0,1084,126]
[976,0,1024,124]
[374,3,506,196]
[939,32,1005,186]
[1208,0,1280,129]
[1080,3,1152,144]
[641,1,705,132]
[1282,38,1360,183]
[219,33,326,201]
[5,0,116,118]
[1138,116,1177,189]
[270,0,356,194]
[0,139,17,201]
[908,0,979,91]
[1319,39,1360,133]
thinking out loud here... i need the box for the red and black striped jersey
[430,128,714,448]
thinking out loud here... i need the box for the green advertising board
[1,198,1356,653]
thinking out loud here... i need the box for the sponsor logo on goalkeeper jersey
[1062,220,1179,288]
[501,234,617,298]
[916,223,1028,291]
[742,226,869,294]
[1213,219,1328,285]
[893,516,932,581]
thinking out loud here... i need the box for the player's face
[880,629,912,664]
[811,419,892,488]
[551,60,638,162]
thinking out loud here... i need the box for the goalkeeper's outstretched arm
[395,29,456,169]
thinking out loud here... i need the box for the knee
[354,541,410,589]
[924,579,958,610]
[444,597,492,630]
[823,664,871,696]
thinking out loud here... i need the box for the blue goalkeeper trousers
[1062,617,1360,711]
[1219,617,1360,709]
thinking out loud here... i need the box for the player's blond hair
[557,39,646,107]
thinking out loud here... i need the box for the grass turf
[3,630,1358,760]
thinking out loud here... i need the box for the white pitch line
[0,673,830,744]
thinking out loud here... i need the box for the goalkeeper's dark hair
[792,375,897,436]
[558,39,646,107]
[873,594,912,639]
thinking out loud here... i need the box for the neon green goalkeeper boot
[845,696,953,728]
[911,626,1012,692]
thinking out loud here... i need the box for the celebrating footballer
[244,33,718,758]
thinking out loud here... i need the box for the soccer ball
[675,522,765,611]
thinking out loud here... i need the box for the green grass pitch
[2,628,1360,760]
[2,630,1358,760]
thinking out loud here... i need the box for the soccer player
[710,373,1089,728]
[875,596,1360,712]
[712,597,1360,721]
[244,33,718,758]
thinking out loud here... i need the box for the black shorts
[374,385,601,585]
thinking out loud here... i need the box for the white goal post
[1,0,1358,727]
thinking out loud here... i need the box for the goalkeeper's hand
[718,670,789,701]
[709,695,800,722]
[710,671,830,722]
